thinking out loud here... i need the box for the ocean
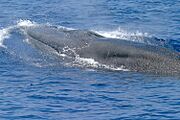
[0,0,180,119]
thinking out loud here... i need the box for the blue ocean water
[0,0,180,120]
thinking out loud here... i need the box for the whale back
[22,25,180,75]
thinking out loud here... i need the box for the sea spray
[93,27,151,43]
[0,27,13,48]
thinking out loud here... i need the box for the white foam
[0,20,37,48]
[54,46,129,71]
[57,25,75,31]
[94,27,150,43]
[0,26,14,48]
[17,19,75,34]
[17,19,37,28]
[74,56,129,71]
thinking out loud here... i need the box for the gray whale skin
[22,25,180,76]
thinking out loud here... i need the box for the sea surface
[0,0,180,120]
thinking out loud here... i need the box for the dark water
[0,0,180,120]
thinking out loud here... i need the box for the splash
[52,46,129,71]
[94,27,151,43]
[0,20,38,48]
[66,45,130,71]
[0,27,13,48]
[17,19,38,28]
[73,56,129,71]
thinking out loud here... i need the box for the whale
[20,25,180,76]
